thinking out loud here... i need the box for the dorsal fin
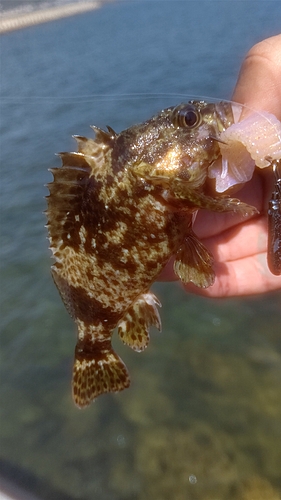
[46,150,92,259]
[106,125,117,137]
[72,135,101,155]
[46,126,112,257]
[90,125,115,143]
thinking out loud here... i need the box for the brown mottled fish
[46,101,257,408]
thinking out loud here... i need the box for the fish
[46,101,257,408]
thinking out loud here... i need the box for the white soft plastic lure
[208,108,281,192]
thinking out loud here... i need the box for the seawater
[1,1,281,499]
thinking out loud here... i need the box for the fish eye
[172,104,201,129]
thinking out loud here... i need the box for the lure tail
[72,340,130,408]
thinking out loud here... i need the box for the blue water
[1,1,281,499]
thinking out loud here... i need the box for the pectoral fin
[171,180,258,216]
[174,233,215,288]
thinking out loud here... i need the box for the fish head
[118,100,235,190]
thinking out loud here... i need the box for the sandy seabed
[0,1,103,33]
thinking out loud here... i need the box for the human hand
[160,34,281,297]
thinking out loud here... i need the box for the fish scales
[47,101,257,408]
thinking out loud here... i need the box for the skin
[160,34,281,297]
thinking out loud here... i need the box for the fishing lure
[267,159,281,275]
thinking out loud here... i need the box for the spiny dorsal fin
[72,135,103,155]
[46,156,91,252]
[46,128,111,261]
[106,125,117,137]
[90,125,115,143]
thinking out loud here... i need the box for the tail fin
[72,341,130,408]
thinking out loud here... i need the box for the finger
[183,252,281,298]
[201,217,267,263]
[232,34,281,120]
[194,172,263,239]
[159,215,281,292]
[158,217,267,282]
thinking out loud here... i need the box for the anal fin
[118,292,161,352]
[174,233,215,288]
[72,340,130,408]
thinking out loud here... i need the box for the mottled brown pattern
[47,101,257,408]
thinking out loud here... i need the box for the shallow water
[1,1,281,498]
